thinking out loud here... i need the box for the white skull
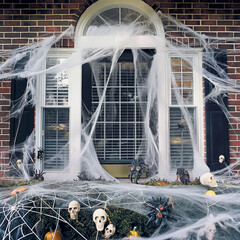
[219,155,225,163]
[103,224,116,239]
[16,159,22,168]
[200,173,218,188]
[206,223,216,240]
[68,200,80,220]
[93,208,107,231]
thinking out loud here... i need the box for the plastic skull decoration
[206,223,216,240]
[16,159,22,169]
[200,173,218,188]
[219,155,225,163]
[68,200,80,220]
[93,208,107,231]
[103,224,116,239]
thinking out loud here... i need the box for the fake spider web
[0,179,240,240]
[0,10,240,240]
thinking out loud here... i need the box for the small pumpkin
[127,227,140,238]
[44,229,62,240]
[10,187,28,196]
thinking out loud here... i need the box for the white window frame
[35,0,204,179]
[167,50,204,177]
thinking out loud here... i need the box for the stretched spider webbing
[0,181,240,239]
[0,10,240,240]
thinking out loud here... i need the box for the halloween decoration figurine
[205,190,216,196]
[205,223,216,240]
[200,173,218,188]
[126,227,140,238]
[33,169,45,181]
[44,229,62,240]
[68,200,80,220]
[146,197,176,227]
[128,159,149,184]
[16,159,22,169]
[37,147,44,160]
[176,168,190,185]
[93,208,107,231]
[103,224,116,239]
[10,187,28,196]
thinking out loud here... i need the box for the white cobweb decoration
[0,11,240,239]
[0,181,240,239]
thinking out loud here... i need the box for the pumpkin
[127,227,140,238]
[10,187,28,196]
[44,230,62,240]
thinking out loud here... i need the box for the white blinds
[170,108,195,170]
[43,58,69,170]
[170,57,195,170]
[92,62,148,163]
[46,58,69,106]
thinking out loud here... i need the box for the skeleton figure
[205,223,216,240]
[176,168,190,185]
[93,208,107,231]
[68,200,80,220]
[103,224,116,239]
[200,173,218,188]
[16,159,22,169]
[128,159,149,184]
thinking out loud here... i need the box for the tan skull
[200,173,218,188]
[93,208,107,231]
[103,224,116,239]
[206,223,216,240]
[68,200,80,220]
[219,155,225,163]
[16,159,22,169]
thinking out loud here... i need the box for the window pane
[46,58,69,106]
[169,107,195,170]
[171,57,193,105]
[92,58,149,163]
[43,108,69,170]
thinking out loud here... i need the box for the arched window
[37,0,205,180]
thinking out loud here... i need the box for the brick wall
[0,0,240,177]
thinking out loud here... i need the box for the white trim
[167,49,205,179]
[75,0,164,39]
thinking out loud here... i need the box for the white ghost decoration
[200,173,218,188]
[16,159,22,169]
[206,223,216,240]
[93,208,107,231]
[219,155,225,163]
[103,224,116,239]
[68,200,80,220]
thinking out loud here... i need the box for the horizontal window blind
[43,57,70,171]
[170,56,195,170]
[43,108,69,170]
[170,107,195,170]
[92,61,148,163]
[46,58,69,106]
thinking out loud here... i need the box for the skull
[200,173,218,188]
[219,155,225,163]
[68,200,80,220]
[103,224,116,239]
[93,208,107,231]
[205,223,216,240]
[16,159,22,169]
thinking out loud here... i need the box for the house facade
[0,0,240,180]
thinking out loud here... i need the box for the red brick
[4,21,20,26]
[46,26,61,32]
[0,88,10,93]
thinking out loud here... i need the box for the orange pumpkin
[44,230,62,240]
[127,227,140,238]
[10,187,28,196]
